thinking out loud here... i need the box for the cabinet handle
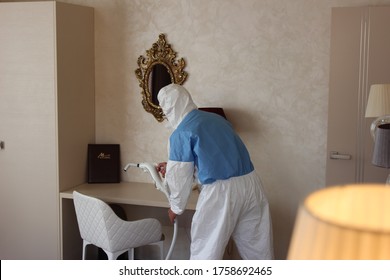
[0,141,4,150]
[329,151,351,160]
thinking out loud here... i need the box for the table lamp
[288,184,390,259]
[372,124,390,184]
[365,84,390,140]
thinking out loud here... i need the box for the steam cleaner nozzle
[123,163,139,172]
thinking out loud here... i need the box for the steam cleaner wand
[123,162,178,260]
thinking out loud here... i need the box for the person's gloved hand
[157,162,167,178]
[168,208,177,224]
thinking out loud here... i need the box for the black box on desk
[88,144,120,183]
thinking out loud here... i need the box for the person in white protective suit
[157,83,274,260]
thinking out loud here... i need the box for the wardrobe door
[0,2,59,259]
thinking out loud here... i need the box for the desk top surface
[60,181,199,210]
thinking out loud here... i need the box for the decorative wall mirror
[135,34,188,122]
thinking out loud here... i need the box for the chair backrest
[73,191,163,254]
[73,191,118,251]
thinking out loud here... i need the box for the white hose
[165,219,178,260]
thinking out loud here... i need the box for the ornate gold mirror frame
[135,34,188,122]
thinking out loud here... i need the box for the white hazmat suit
[158,84,274,260]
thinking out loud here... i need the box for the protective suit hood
[158,84,197,129]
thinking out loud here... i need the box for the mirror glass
[148,63,172,106]
[135,34,188,122]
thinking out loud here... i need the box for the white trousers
[190,171,274,260]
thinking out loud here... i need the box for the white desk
[60,181,199,259]
[60,181,198,209]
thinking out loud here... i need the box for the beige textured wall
[5,0,390,259]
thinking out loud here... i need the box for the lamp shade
[198,107,227,119]
[372,124,390,168]
[288,184,390,259]
[365,84,390,117]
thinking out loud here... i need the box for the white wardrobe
[326,6,390,186]
[0,1,95,259]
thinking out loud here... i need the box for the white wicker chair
[73,191,164,260]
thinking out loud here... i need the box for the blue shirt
[169,110,254,184]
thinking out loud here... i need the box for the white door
[326,7,390,186]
